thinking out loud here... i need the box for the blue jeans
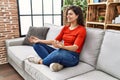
[33,43,79,67]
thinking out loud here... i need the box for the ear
[75,15,79,19]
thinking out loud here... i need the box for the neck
[70,20,78,27]
[69,23,78,30]
[70,23,78,28]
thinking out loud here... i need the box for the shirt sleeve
[55,26,66,41]
[74,28,86,47]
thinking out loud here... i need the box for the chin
[67,20,72,23]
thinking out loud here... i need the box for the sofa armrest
[5,37,25,47]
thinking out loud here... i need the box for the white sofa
[5,23,120,80]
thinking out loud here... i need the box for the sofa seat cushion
[24,60,94,80]
[97,30,120,79]
[67,70,118,80]
[8,46,38,69]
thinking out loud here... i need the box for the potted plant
[98,16,105,22]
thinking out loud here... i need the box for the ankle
[49,63,63,72]
[38,60,42,64]
[27,56,41,64]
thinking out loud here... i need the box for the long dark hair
[66,5,84,26]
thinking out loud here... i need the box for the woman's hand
[52,40,64,48]
[28,36,40,44]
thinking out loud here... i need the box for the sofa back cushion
[45,23,63,40]
[23,26,49,45]
[97,30,120,79]
[80,27,105,66]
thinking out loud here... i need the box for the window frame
[17,0,63,37]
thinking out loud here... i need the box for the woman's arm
[52,40,78,52]
[28,36,54,45]
[38,39,54,45]
[62,45,78,52]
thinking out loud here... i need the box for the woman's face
[66,10,78,23]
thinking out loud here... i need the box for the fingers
[28,36,36,43]
[28,37,33,43]
[30,36,36,39]
[52,40,58,48]
[54,40,59,44]
[52,40,63,48]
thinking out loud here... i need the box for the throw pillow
[23,26,49,45]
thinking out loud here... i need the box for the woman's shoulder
[78,25,86,30]
[62,25,70,29]
[77,25,86,34]
[64,25,70,27]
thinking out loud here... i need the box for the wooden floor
[0,63,24,80]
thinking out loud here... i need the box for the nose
[67,15,69,18]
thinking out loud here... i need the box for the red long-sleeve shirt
[55,25,86,54]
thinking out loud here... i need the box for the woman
[28,5,86,72]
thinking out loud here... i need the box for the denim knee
[33,43,44,48]
[33,43,39,49]
[42,50,61,66]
